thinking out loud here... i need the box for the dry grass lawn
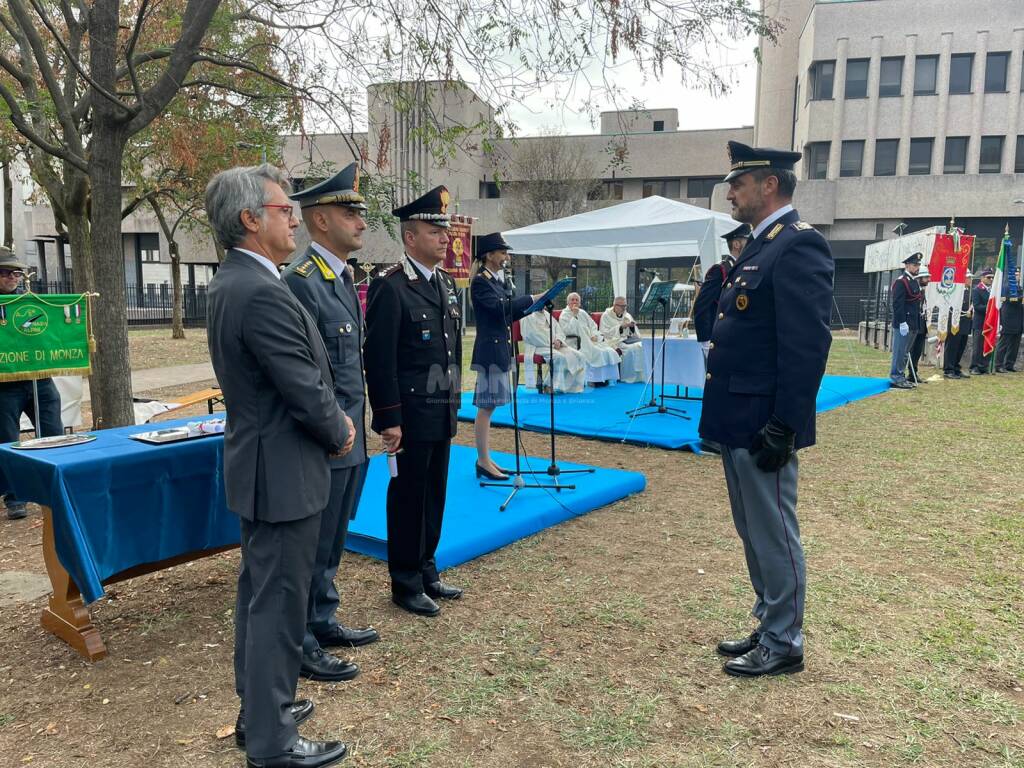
[0,335,1022,767]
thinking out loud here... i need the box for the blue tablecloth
[0,417,237,604]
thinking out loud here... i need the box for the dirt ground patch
[129,328,212,371]
[1,336,1021,767]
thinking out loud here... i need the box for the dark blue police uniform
[470,267,532,406]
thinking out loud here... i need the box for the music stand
[478,277,594,511]
[626,280,690,420]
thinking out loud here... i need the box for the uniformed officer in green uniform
[282,164,380,683]
[699,141,834,678]
[364,186,464,617]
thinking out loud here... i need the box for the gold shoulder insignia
[294,259,316,278]
[309,253,336,281]
[792,221,814,231]
[765,223,784,241]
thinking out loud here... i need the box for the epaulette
[382,263,403,278]
[765,222,785,241]
[791,221,814,231]
[293,258,317,278]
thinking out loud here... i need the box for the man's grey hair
[613,296,626,303]
[205,164,292,249]
[566,291,580,302]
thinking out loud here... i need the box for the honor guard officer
[693,223,749,347]
[698,141,834,678]
[995,264,1022,373]
[889,253,924,388]
[970,268,995,374]
[364,186,464,617]
[283,163,380,684]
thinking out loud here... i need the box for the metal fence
[28,279,209,327]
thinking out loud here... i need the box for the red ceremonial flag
[982,232,1010,357]
[444,215,473,287]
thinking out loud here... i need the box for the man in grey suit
[205,164,353,768]
[283,163,379,683]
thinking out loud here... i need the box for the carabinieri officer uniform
[693,223,749,344]
[283,163,380,683]
[364,186,464,616]
[698,141,834,678]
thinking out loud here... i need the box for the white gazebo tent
[502,196,742,299]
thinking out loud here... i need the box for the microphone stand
[626,282,689,420]
[478,277,592,511]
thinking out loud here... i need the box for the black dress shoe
[723,645,804,678]
[299,648,359,682]
[475,462,509,481]
[716,631,760,658]
[315,624,380,648]
[392,591,440,616]
[246,737,347,768]
[236,700,314,748]
[425,580,463,600]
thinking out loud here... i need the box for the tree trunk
[170,243,185,340]
[87,0,135,428]
[2,162,11,248]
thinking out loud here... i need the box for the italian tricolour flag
[982,231,1011,357]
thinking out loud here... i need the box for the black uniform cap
[721,223,751,242]
[902,252,922,265]
[724,141,802,183]
[392,185,451,228]
[474,232,511,261]
[289,162,367,211]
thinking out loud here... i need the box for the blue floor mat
[346,445,646,569]
[456,375,890,451]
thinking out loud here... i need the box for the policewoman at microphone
[469,232,537,481]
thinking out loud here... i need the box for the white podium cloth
[640,337,707,389]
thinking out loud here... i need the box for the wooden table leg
[39,506,107,661]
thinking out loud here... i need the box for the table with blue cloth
[0,416,239,660]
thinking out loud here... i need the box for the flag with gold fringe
[0,293,94,381]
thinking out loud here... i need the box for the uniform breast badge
[421,329,432,341]
[736,294,749,311]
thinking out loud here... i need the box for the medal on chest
[736,294,749,311]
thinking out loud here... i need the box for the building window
[653,120,665,132]
[588,180,623,201]
[686,177,719,199]
[909,138,934,175]
[137,233,160,263]
[845,59,869,99]
[642,178,681,198]
[985,52,1010,92]
[979,136,1004,173]
[944,136,969,174]
[879,57,903,97]
[839,140,864,177]
[874,139,899,176]
[805,142,830,179]
[949,53,974,94]
[914,55,939,95]
[479,181,500,199]
[809,60,835,101]
[1016,135,1024,173]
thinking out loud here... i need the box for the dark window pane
[874,139,898,176]
[479,181,501,199]
[1017,136,1024,174]
[806,142,830,179]
[686,177,719,198]
[879,57,903,97]
[944,136,968,173]
[914,55,938,94]
[653,120,664,132]
[985,52,1009,92]
[840,140,864,177]
[949,54,974,94]
[810,60,835,100]
[845,59,869,99]
[909,138,933,175]
[979,136,1003,173]
[642,179,681,198]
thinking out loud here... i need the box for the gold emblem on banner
[736,294,749,311]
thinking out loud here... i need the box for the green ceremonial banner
[0,293,93,381]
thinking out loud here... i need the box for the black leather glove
[749,414,796,472]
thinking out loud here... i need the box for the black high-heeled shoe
[475,462,509,481]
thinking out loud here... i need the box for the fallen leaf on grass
[215,725,235,740]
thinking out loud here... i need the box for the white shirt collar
[407,254,436,281]
[751,204,794,240]
[236,247,280,279]
[310,241,347,277]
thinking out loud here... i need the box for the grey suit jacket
[207,249,348,523]
[282,246,367,469]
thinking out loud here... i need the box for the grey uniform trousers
[721,446,805,657]
[302,462,368,655]
[234,512,320,759]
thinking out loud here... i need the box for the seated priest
[599,297,646,383]
[519,307,586,393]
[558,292,621,385]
